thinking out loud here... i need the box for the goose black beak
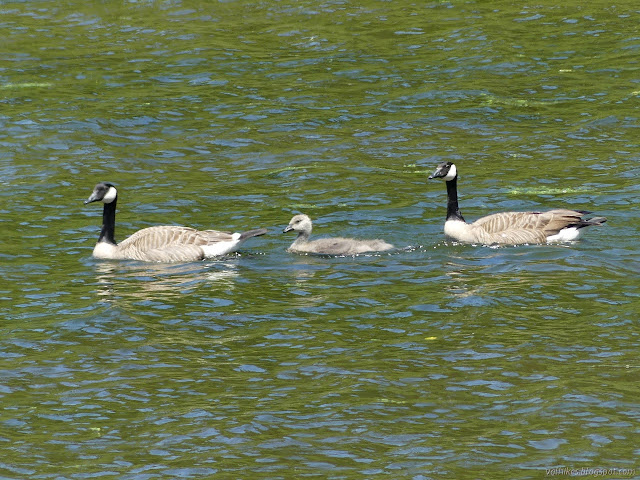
[428,168,444,180]
[429,161,455,180]
[283,226,293,233]
[84,193,99,204]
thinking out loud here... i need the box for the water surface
[1,1,638,479]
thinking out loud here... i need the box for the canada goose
[428,162,606,245]
[84,182,267,262]
[283,214,394,255]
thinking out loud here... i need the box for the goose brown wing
[471,209,586,244]
[472,212,538,233]
[198,229,237,244]
[118,226,209,251]
[141,245,206,262]
[116,226,235,261]
[535,209,587,236]
[477,226,547,245]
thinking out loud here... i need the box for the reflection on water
[93,259,240,301]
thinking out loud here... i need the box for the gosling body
[283,214,394,255]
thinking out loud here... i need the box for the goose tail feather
[578,216,607,228]
[239,228,268,240]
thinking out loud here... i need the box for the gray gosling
[429,161,607,245]
[283,214,394,255]
[85,182,267,262]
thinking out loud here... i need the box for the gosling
[283,214,394,255]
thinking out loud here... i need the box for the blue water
[1,1,638,479]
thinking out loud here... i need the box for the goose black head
[85,182,118,205]
[428,162,457,182]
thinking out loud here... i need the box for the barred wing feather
[470,209,587,245]
[116,226,238,261]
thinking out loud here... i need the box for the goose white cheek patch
[102,186,118,203]
[444,164,457,181]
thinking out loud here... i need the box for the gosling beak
[283,225,293,233]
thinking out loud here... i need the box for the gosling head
[428,162,457,182]
[85,182,118,205]
[283,214,313,236]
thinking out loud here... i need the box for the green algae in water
[508,186,588,195]
[1,82,52,89]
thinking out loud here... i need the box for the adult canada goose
[428,162,606,245]
[283,214,394,255]
[84,182,267,262]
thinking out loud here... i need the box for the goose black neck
[99,200,117,245]
[446,176,465,222]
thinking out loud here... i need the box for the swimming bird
[84,182,267,262]
[283,214,394,255]
[428,162,606,245]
